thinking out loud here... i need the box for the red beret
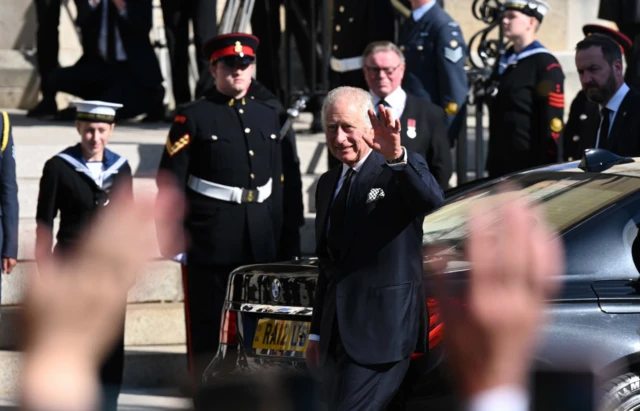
[583,24,633,54]
[202,33,260,64]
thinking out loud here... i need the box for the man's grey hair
[321,87,375,131]
[362,41,405,62]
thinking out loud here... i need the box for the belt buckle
[241,188,258,203]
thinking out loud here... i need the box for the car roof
[524,158,640,178]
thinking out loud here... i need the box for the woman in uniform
[35,100,133,411]
[485,0,565,178]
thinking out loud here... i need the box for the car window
[423,172,640,249]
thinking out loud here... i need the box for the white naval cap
[504,0,550,22]
[72,100,123,123]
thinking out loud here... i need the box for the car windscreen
[422,172,640,249]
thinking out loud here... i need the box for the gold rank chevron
[166,134,190,157]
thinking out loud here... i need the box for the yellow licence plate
[253,318,310,353]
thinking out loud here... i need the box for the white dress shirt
[89,0,128,62]
[371,87,407,122]
[596,82,630,148]
[466,386,529,411]
[412,0,437,21]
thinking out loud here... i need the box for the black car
[204,151,640,410]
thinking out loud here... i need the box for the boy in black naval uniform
[35,100,133,411]
[564,25,633,161]
[156,33,285,386]
[486,0,565,178]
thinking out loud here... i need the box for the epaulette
[248,95,279,110]
[1,111,9,152]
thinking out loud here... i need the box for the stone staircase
[0,111,331,395]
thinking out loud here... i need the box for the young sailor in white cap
[34,100,132,411]
[485,0,565,178]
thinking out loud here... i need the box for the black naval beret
[504,0,550,22]
[583,24,633,54]
[202,33,260,65]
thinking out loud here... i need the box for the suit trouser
[160,0,217,105]
[49,59,154,119]
[324,320,411,411]
[98,323,125,411]
[33,0,64,99]
[181,261,236,384]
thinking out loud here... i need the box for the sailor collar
[498,40,552,75]
[56,143,127,189]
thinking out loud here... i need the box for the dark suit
[50,0,163,119]
[399,93,453,189]
[312,151,443,409]
[160,0,217,105]
[601,87,640,157]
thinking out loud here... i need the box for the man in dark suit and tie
[44,0,164,121]
[362,40,453,190]
[304,86,444,410]
[575,34,640,157]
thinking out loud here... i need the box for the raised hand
[366,104,403,162]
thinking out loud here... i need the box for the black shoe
[53,107,77,122]
[26,98,57,119]
[141,86,167,123]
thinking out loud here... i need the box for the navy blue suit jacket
[399,3,468,145]
[311,151,443,365]
[0,113,18,260]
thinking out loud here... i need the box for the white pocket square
[366,188,385,203]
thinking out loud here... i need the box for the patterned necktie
[327,168,355,260]
[599,107,611,149]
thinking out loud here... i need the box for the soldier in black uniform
[564,25,633,161]
[35,100,133,411]
[486,0,565,178]
[156,33,286,385]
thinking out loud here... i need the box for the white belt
[330,56,363,73]
[187,176,272,204]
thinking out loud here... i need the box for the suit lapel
[608,91,633,151]
[341,152,385,259]
[315,166,342,246]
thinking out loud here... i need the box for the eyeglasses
[364,64,402,76]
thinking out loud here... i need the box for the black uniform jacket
[157,90,283,266]
[563,90,599,161]
[36,144,133,253]
[246,80,304,260]
[400,93,453,189]
[75,0,163,89]
[330,0,394,88]
[311,151,444,366]
[487,42,565,178]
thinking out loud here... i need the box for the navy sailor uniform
[35,143,132,411]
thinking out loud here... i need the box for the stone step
[0,344,189,395]
[1,261,182,306]
[0,303,185,351]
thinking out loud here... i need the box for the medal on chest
[407,118,417,139]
